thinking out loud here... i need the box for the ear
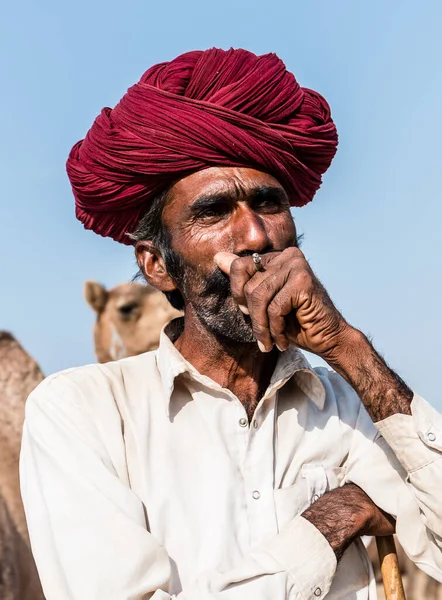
[84,281,109,314]
[135,241,177,293]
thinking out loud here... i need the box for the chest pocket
[274,463,346,530]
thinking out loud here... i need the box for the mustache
[199,266,231,299]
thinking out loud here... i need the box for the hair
[129,188,186,311]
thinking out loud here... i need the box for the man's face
[161,167,298,343]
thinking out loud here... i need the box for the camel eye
[118,302,139,316]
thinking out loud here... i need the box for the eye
[118,302,139,317]
[196,204,230,220]
[252,193,286,212]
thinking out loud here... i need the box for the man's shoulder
[311,365,364,421]
[27,351,160,409]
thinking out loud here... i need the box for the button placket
[243,394,279,545]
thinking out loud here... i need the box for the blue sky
[1,0,441,407]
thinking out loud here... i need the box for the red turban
[67,48,338,245]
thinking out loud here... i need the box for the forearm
[327,327,413,421]
[302,483,395,561]
[302,485,364,561]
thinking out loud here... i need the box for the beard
[186,265,255,343]
[164,247,255,343]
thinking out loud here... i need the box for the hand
[214,247,351,359]
[302,483,395,560]
[214,248,413,421]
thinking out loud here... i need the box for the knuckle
[267,302,281,317]
[260,275,277,292]
[243,280,255,299]
[269,326,284,341]
[250,287,266,307]
[230,258,244,276]
[252,322,266,337]
[294,269,312,289]
[286,246,303,260]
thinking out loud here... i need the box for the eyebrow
[189,185,288,213]
[251,186,288,203]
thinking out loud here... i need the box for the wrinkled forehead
[168,166,286,206]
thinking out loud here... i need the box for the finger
[246,271,286,352]
[230,252,286,311]
[229,256,266,312]
[215,252,284,317]
[214,250,280,274]
[267,289,294,351]
[214,252,238,275]
[214,252,256,314]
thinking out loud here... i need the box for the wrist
[325,327,413,421]
[323,326,367,377]
[302,484,368,561]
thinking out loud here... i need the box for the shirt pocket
[274,463,346,530]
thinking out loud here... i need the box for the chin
[196,298,255,344]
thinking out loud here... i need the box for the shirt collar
[155,317,326,416]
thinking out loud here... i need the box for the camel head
[84,281,181,363]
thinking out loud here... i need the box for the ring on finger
[252,253,263,272]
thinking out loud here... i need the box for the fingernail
[257,341,270,353]
[238,304,249,315]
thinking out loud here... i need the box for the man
[20,48,442,599]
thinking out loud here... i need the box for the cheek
[176,222,230,261]
[267,214,297,246]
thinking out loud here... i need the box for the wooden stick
[376,535,406,600]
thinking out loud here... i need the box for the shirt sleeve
[375,394,442,541]
[342,389,442,583]
[20,374,336,600]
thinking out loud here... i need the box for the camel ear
[84,281,108,314]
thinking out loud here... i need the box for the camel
[0,331,45,599]
[84,280,181,363]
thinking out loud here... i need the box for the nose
[232,204,271,254]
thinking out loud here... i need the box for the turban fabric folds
[67,48,338,245]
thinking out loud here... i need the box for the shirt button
[312,494,320,502]
[239,418,247,427]
[252,490,261,500]
[314,588,322,597]
[253,420,258,428]
[427,432,436,442]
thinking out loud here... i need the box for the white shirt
[20,320,442,600]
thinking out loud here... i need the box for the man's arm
[216,247,442,579]
[325,378,442,582]
[302,483,395,562]
[214,247,429,422]
[323,327,413,421]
